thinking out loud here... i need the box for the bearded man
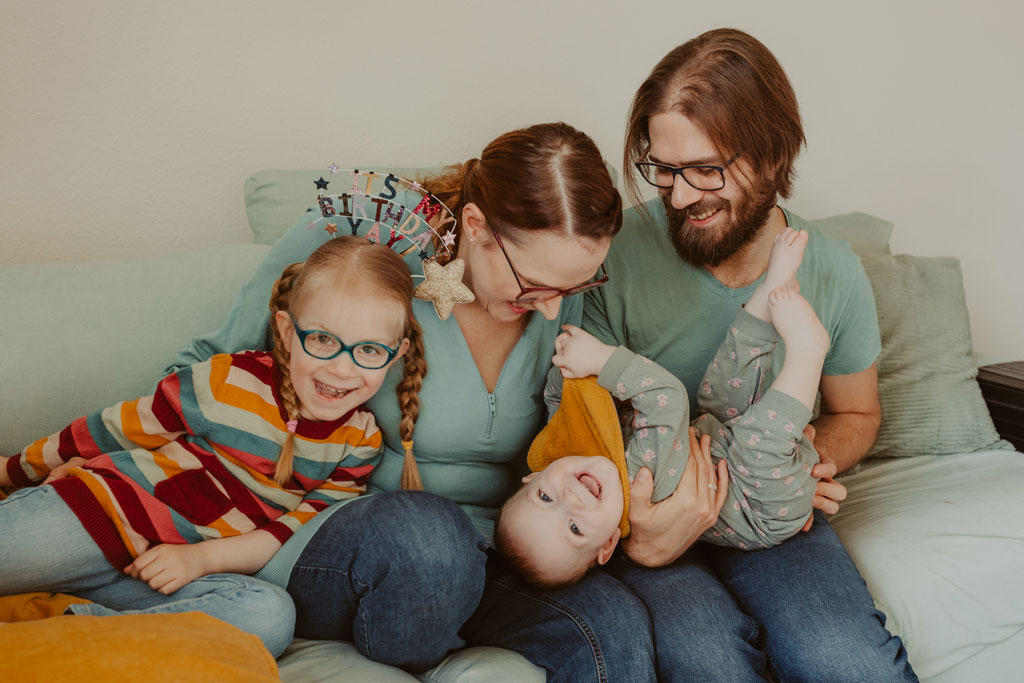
[584,28,918,682]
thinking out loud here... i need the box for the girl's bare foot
[745,228,809,322]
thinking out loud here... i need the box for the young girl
[496,228,830,586]
[0,236,426,656]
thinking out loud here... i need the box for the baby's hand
[553,325,616,379]
[125,543,208,595]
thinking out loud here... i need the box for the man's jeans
[0,485,296,657]
[606,509,918,683]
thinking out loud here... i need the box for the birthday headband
[311,166,474,319]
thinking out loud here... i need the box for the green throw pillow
[860,253,1011,456]
[806,212,893,255]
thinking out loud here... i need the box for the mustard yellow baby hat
[527,377,631,537]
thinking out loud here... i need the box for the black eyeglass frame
[634,152,742,191]
[488,226,610,304]
[289,314,400,369]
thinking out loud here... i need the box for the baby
[496,228,831,587]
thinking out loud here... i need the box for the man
[583,29,917,681]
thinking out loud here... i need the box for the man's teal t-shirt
[583,200,881,409]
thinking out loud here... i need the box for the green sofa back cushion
[861,253,1011,456]
[0,244,270,455]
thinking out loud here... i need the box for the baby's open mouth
[578,472,602,500]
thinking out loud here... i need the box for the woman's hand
[125,543,208,595]
[800,424,848,531]
[552,324,616,379]
[0,455,12,488]
[42,457,89,485]
[623,427,729,567]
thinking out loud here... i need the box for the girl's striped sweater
[6,351,382,569]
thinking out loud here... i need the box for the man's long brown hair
[624,29,806,210]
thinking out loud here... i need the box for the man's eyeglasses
[290,315,399,369]
[635,152,741,191]
[489,226,609,304]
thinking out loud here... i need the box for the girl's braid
[396,316,427,490]
[269,262,304,485]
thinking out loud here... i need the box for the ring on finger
[708,482,718,491]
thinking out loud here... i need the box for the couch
[2,168,1022,682]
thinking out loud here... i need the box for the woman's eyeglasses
[489,226,609,304]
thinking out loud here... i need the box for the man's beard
[663,186,775,268]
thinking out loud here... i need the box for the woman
[168,122,720,681]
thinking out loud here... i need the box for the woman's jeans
[0,486,296,657]
[287,492,916,683]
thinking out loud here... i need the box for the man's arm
[814,363,882,474]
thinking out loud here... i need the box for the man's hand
[800,424,848,531]
[623,427,729,567]
[42,457,89,485]
[552,324,616,379]
[125,543,208,595]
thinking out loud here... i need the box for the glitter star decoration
[314,177,330,190]
[441,229,457,249]
[324,222,338,236]
[413,258,475,320]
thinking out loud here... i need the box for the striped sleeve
[8,368,193,487]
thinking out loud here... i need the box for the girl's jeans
[286,492,916,682]
[0,485,295,657]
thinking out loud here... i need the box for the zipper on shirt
[485,393,497,439]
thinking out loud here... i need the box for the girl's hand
[125,543,208,595]
[42,457,89,485]
[623,427,729,566]
[552,325,616,379]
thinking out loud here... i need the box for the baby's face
[504,455,624,582]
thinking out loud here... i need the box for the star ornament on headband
[311,168,474,319]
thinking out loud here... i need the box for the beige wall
[2,1,1021,360]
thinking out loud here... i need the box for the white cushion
[831,450,1024,680]
[277,640,543,683]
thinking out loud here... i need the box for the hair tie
[286,419,299,434]
[401,440,414,452]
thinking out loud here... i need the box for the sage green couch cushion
[0,243,271,454]
[860,253,1011,457]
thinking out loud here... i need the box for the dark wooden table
[977,361,1024,451]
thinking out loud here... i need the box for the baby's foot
[767,282,830,411]
[764,228,808,292]
[745,228,808,323]
[768,282,829,359]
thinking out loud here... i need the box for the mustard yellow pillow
[0,593,279,682]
